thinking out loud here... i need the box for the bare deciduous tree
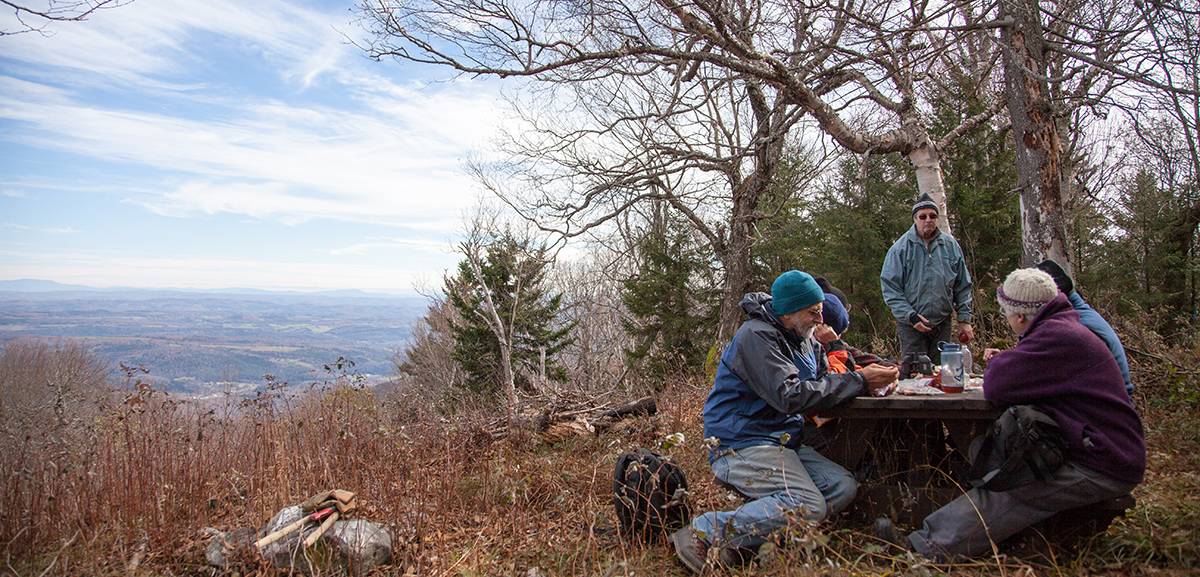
[1000,0,1200,266]
[360,0,1197,305]
[552,255,630,392]
[1125,0,1200,317]
[468,59,818,338]
[395,296,463,396]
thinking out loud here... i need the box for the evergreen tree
[444,231,574,397]
[621,207,720,380]
[1086,169,1191,328]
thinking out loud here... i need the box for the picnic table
[814,388,1000,524]
[814,387,1134,544]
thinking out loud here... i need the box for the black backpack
[613,448,691,542]
[968,405,1066,492]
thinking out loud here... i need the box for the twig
[5,525,29,576]
[444,529,489,575]
[37,529,79,577]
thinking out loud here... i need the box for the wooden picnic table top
[819,388,1000,420]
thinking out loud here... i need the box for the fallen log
[596,397,657,420]
[483,396,657,440]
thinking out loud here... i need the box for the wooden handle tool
[255,506,334,549]
[303,510,339,547]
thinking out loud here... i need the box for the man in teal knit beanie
[672,270,898,573]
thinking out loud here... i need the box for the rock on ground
[208,506,393,576]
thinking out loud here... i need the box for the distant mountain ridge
[0,278,418,299]
[0,279,101,292]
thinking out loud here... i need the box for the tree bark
[715,80,787,342]
[1000,0,1072,267]
[717,188,757,342]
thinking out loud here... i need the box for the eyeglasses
[801,304,823,317]
[916,214,938,221]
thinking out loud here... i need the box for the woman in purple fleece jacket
[897,268,1146,560]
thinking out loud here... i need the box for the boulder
[247,505,393,576]
[258,506,311,571]
[326,519,393,576]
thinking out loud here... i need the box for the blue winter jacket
[1070,291,1134,395]
[880,226,973,326]
[703,293,866,459]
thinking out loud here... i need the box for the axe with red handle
[303,491,358,547]
[254,505,336,549]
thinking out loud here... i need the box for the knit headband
[996,284,1048,310]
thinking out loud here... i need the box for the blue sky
[0,0,507,293]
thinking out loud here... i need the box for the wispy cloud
[0,0,512,291]
[0,50,503,231]
[1,223,79,234]
[0,0,509,228]
[1,78,502,228]
[1,0,352,91]
[327,237,452,256]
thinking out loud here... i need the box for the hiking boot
[671,527,709,574]
[872,517,911,550]
[718,545,756,568]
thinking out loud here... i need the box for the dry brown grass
[2,353,1198,576]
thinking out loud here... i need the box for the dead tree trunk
[464,255,520,425]
[1000,0,1072,268]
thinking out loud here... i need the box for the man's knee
[778,490,829,521]
[824,474,858,517]
[777,475,857,521]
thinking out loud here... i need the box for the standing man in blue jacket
[1036,259,1134,397]
[671,270,898,573]
[880,193,974,368]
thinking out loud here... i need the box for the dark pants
[908,462,1135,561]
[897,321,953,365]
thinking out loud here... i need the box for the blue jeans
[691,444,857,549]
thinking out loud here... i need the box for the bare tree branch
[0,0,130,36]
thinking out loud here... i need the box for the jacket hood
[740,292,782,326]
